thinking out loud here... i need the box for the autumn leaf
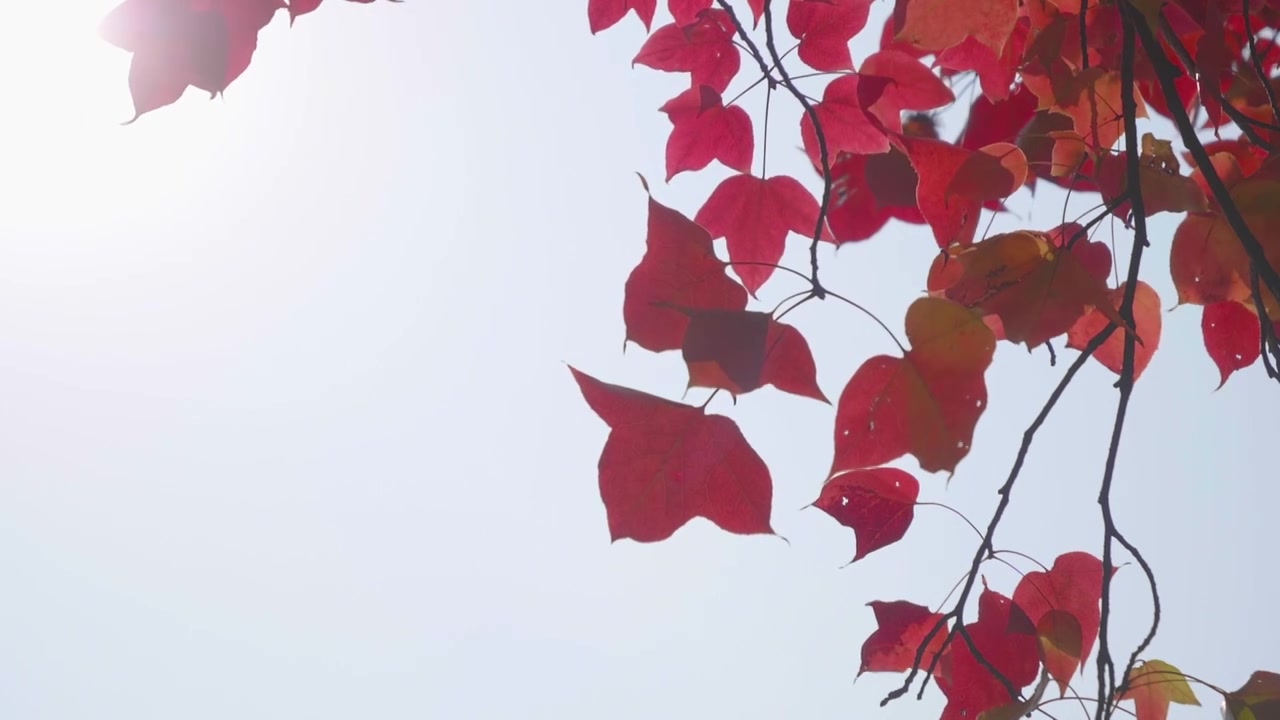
[660,85,754,180]
[831,297,995,476]
[1067,282,1163,381]
[939,230,1127,348]
[1094,138,1209,219]
[936,588,1041,720]
[801,76,893,166]
[935,19,1028,103]
[633,9,741,93]
[899,138,1027,248]
[1011,551,1104,695]
[667,0,712,26]
[695,173,831,295]
[812,468,918,562]
[623,186,747,352]
[1170,212,1253,307]
[571,368,774,542]
[1202,301,1263,388]
[859,50,956,128]
[959,84,1038,152]
[786,0,872,72]
[826,150,924,242]
[102,0,283,121]
[680,309,827,402]
[587,0,656,33]
[1224,671,1280,720]
[892,0,1019,55]
[1121,660,1200,720]
[860,600,947,675]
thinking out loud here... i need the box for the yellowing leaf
[1122,660,1200,720]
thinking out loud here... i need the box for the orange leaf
[1121,660,1200,720]
[1067,281,1162,381]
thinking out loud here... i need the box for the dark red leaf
[624,185,747,352]
[660,85,754,180]
[1202,300,1262,388]
[681,310,827,401]
[695,174,832,295]
[667,0,712,26]
[813,468,918,562]
[634,9,741,93]
[860,600,947,675]
[572,368,774,542]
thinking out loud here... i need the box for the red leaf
[668,0,712,26]
[801,76,893,167]
[1066,281,1163,381]
[634,9,741,93]
[587,0,656,33]
[624,187,747,352]
[695,174,832,295]
[1170,212,1253,307]
[1202,300,1262,388]
[892,0,1019,54]
[660,86,754,180]
[860,600,947,675]
[681,310,827,401]
[900,137,1026,248]
[571,368,774,542]
[826,149,925,243]
[813,468,918,562]
[831,297,995,476]
[1011,551,1104,695]
[860,50,955,128]
[936,588,1040,720]
[935,19,1027,102]
[958,84,1038,151]
[786,0,872,72]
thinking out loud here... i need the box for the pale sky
[0,3,1271,719]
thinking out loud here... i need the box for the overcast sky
[0,2,1271,719]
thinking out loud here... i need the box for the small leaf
[633,9,741,93]
[786,0,872,72]
[680,309,827,402]
[660,85,754,180]
[1121,660,1200,720]
[860,600,947,675]
[893,0,1019,55]
[1066,281,1163,381]
[588,0,656,33]
[813,468,918,562]
[695,174,831,295]
[936,588,1041,720]
[801,76,893,166]
[1202,300,1262,388]
[571,368,774,542]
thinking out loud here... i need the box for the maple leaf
[935,19,1028,102]
[860,600,947,675]
[892,0,1019,55]
[659,85,754,181]
[938,230,1127,348]
[812,468,918,562]
[1095,137,1209,219]
[633,9,741,93]
[1067,282,1163,381]
[571,368,774,542]
[1010,552,1104,695]
[695,174,832,295]
[1170,213,1253,307]
[1121,660,1200,720]
[958,84,1036,149]
[102,0,284,121]
[801,76,893,166]
[680,309,827,402]
[936,588,1041,720]
[899,137,1027,248]
[860,50,956,128]
[623,185,747,352]
[826,149,925,243]
[786,0,872,72]
[667,0,711,26]
[1225,671,1280,720]
[1202,301,1263,388]
[587,0,656,34]
[831,297,995,476]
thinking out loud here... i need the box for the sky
[0,2,1272,719]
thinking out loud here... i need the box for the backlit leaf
[786,0,872,72]
[660,85,754,180]
[1202,300,1262,388]
[831,297,995,476]
[1225,671,1280,720]
[860,600,947,675]
[1011,552,1104,695]
[680,309,827,402]
[1066,281,1163,381]
[571,368,774,542]
[1121,660,1200,720]
[813,468,918,562]
[936,588,1041,720]
[633,9,741,93]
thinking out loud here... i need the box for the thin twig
[1243,0,1280,126]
